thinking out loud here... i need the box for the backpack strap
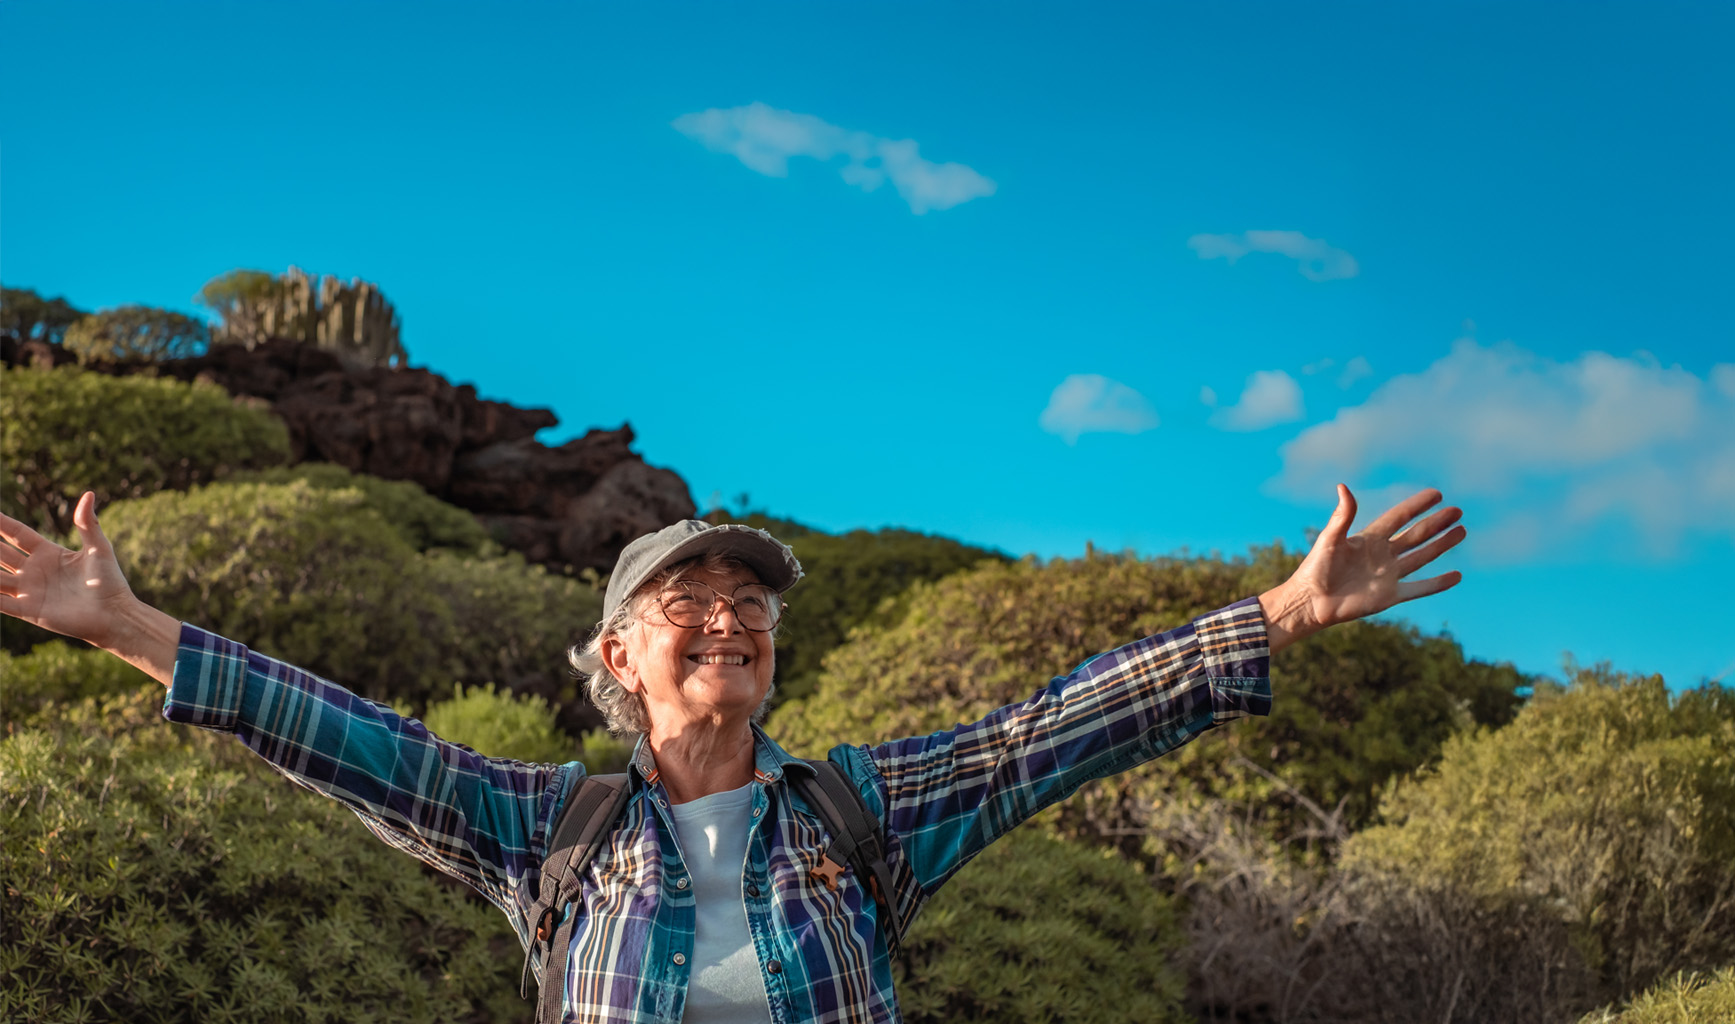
[789,758,906,957]
[520,772,631,1019]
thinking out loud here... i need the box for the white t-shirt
[668,783,772,1023]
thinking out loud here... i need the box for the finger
[0,543,23,573]
[0,510,49,556]
[1396,524,1466,577]
[1320,484,1358,545]
[1393,506,1463,553]
[1364,488,1443,540]
[1394,570,1462,604]
[72,492,115,557]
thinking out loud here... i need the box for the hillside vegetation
[3,283,1729,1024]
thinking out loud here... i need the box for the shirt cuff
[1195,596,1273,722]
[161,623,251,732]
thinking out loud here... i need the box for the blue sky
[6,2,1732,688]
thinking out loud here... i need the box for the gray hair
[569,552,779,736]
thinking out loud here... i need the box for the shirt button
[672,953,686,966]
[745,884,760,898]
[676,877,689,890]
[767,959,782,974]
[752,806,762,817]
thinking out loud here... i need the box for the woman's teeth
[692,654,748,665]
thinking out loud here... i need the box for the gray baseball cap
[600,520,804,626]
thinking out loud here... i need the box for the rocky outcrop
[2,336,696,573]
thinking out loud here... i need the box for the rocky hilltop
[2,335,697,573]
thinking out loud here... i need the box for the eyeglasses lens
[660,583,781,631]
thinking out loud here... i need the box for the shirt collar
[626,724,804,786]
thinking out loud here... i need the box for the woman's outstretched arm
[0,490,179,685]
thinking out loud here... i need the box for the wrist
[104,598,182,688]
[1257,581,1320,656]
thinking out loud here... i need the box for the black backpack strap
[789,758,906,956]
[520,772,632,1017]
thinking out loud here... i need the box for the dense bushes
[0,366,290,535]
[1347,667,1735,1001]
[0,642,154,724]
[0,688,524,1024]
[897,823,1189,1024]
[99,469,599,710]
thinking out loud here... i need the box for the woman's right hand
[1,491,179,684]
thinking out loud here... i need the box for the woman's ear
[601,632,641,693]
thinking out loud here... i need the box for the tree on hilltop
[62,305,211,363]
[1,286,85,346]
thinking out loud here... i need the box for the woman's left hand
[1258,485,1466,654]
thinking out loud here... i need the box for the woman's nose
[703,597,743,633]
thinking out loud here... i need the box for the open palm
[0,492,139,649]
[1287,484,1466,634]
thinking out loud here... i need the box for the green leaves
[0,690,525,1023]
[0,366,291,536]
[62,306,210,364]
[895,824,1189,1024]
[1346,667,1735,1001]
[98,471,598,708]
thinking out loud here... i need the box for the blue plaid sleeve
[162,623,576,933]
[859,597,1272,904]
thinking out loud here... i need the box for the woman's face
[604,566,777,738]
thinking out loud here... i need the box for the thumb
[72,492,115,557]
[1321,484,1357,544]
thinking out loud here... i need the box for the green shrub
[0,365,289,536]
[420,547,599,709]
[421,684,575,764]
[1346,668,1735,1001]
[1581,968,1735,1024]
[62,305,210,363]
[0,688,524,1024]
[895,823,1189,1024]
[233,464,488,555]
[0,641,154,726]
[100,477,596,709]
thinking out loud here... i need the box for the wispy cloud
[672,102,996,214]
[1040,374,1159,445]
[1210,369,1306,431]
[1271,339,1735,559]
[1337,356,1373,388]
[1302,356,1373,388]
[1188,230,1360,281]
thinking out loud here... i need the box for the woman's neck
[645,719,757,804]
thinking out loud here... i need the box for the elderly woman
[0,484,1463,1023]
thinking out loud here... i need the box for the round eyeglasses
[655,581,784,632]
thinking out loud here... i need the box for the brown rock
[557,461,698,571]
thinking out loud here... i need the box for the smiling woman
[0,484,1465,1024]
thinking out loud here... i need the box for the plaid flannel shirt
[164,597,1272,1023]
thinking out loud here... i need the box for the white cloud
[1040,374,1159,445]
[1337,356,1373,388]
[1713,363,1735,399]
[672,102,996,214]
[1199,385,1218,407]
[1188,230,1360,281]
[1271,338,1735,559]
[1210,370,1305,431]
